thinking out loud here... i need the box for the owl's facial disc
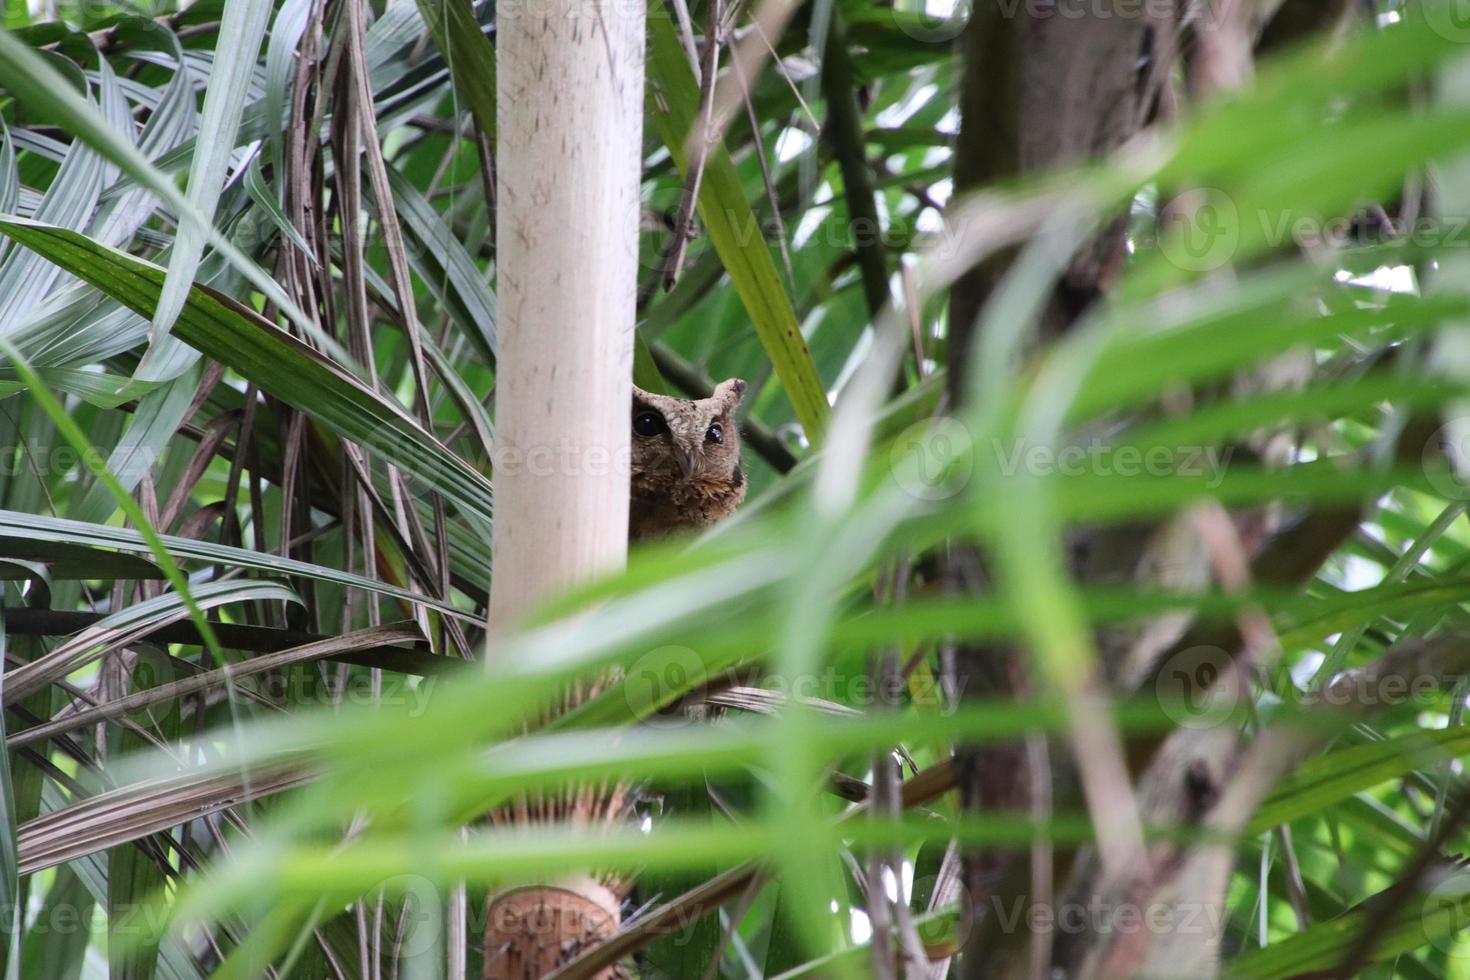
[632,383,742,485]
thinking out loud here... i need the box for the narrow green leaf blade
[0,217,494,524]
[646,10,829,443]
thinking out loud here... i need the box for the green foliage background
[0,0,1469,977]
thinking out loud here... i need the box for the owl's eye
[706,422,723,444]
[633,410,667,437]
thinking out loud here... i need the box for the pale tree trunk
[946,11,1156,978]
[484,2,644,977]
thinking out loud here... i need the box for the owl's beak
[676,447,696,480]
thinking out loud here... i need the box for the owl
[629,378,748,541]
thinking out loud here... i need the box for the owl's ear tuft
[714,378,747,407]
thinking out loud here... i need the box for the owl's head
[630,378,746,484]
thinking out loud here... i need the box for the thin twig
[744,2,819,130]
[901,259,925,377]
[669,0,701,77]
[729,37,795,294]
[1027,732,1053,980]
[663,0,724,291]
[700,874,766,980]
[1334,787,1470,978]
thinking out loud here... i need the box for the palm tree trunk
[485,2,645,976]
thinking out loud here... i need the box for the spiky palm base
[483,681,635,978]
